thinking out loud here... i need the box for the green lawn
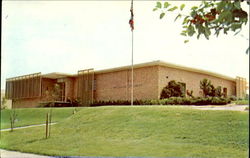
[1,107,81,129]
[0,106,249,157]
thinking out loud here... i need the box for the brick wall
[94,66,159,101]
[158,66,236,98]
[12,97,41,108]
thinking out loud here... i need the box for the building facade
[5,61,247,108]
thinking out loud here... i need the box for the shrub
[38,101,74,108]
[200,79,226,98]
[229,96,237,101]
[160,80,185,99]
[215,86,223,97]
[186,90,194,98]
[200,78,212,97]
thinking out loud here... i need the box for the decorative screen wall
[77,69,94,106]
[5,73,42,99]
[236,76,247,98]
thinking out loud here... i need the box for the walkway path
[0,149,53,158]
[0,123,57,132]
[0,149,153,158]
[190,105,248,111]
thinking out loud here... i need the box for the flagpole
[129,0,134,106]
[131,29,133,106]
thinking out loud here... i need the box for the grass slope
[0,106,249,157]
[1,107,80,129]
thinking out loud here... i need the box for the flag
[129,0,134,31]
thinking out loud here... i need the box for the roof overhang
[42,72,73,79]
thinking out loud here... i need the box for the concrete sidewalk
[0,149,155,158]
[0,149,53,158]
[190,105,249,111]
[0,123,57,132]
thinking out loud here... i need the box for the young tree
[200,78,212,97]
[215,86,223,97]
[10,109,18,132]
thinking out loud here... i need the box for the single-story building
[5,60,247,108]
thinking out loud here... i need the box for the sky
[1,1,249,90]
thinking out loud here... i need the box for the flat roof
[93,60,236,81]
[6,60,237,82]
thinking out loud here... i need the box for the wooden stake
[10,116,13,132]
[49,110,52,137]
[45,113,48,139]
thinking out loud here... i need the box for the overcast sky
[2,1,249,89]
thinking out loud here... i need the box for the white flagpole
[129,0,134,106]
[131,29,134,106]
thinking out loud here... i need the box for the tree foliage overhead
[153,0,249,45]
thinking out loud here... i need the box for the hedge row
[91,97,231,106]
[38,97,231,107]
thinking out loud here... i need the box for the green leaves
[216,1,226,12]
[204,27,211,39]
[174,14,181,22]
[245,47,249,54]
[234,1,241,9]
[187,25,195,37]
[164,2,171,8]
[168,6,178,11]
[156,2,162,8]
[181,32,187,36]
[154,2,179,20]
[231,23,242,31]
[160,13,165,19]
[182,16,190,24]
[180,4,185,11]
[191,6,198,10]
[154,0,248,45]
[218,11,233,22]
[184,40,189,43]
[223,27,230,34]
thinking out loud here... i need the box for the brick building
[5,60,247,108]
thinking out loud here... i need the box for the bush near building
[160,80,186,99]
[200,78,224,97]
[91,97,231,106]
[37,97,231,107]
